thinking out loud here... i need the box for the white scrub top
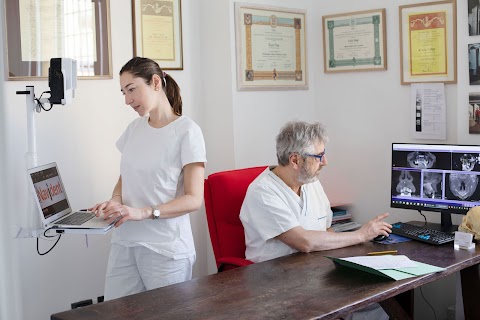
[113,116,207,259]
[240,167,332,263]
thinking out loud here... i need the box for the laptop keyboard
[56,211,95,225]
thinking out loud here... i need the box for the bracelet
[111,194,122,199]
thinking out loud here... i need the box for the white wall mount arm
[15,86,50,238]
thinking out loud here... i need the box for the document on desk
[326,255,446,281]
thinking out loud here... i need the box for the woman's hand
[91,195,121,215]
[101,204,149,227]
[90,198,149,227]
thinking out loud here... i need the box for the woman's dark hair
[120,57,182,115]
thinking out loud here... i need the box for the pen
[367,250,398,256]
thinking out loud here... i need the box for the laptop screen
[29,165,69,220]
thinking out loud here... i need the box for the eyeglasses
[305,149,326,162]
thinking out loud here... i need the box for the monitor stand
[407,212,459,234]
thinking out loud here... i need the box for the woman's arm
[99,163,205,226]
[149,162,205,219]
[110,176,123,204]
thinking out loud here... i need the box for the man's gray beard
[298,166,320,184]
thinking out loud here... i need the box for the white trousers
[104,243,195,301]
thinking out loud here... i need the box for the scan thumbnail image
[391,170,421,197]
[392,150,451,170]
[452,153,480,172]
[444,172,480,201]
[421,171,443,199]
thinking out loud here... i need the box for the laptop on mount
[27,162,117,234]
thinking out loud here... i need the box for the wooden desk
[51,241,480,320]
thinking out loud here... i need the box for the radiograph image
[452,153,480,172]
[391,170,421,197]
[421,171,443,199]
[445,173,480,201]
[392,150,451,170]
[392,148,480,202]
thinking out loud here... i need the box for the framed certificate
[235,3,307,90]
[322,9,387,73]
[399,0,457,84]
[132,0,183,70]
[4,0,112,80]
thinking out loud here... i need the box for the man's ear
[290,153,301,169]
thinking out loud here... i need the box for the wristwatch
[151,206,160,219]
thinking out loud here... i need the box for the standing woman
[92,57,206,300]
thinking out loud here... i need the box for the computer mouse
[373,235,387,242]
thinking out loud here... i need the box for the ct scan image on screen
[391,143,480,215]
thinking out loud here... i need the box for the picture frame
[469,92,480,134]
[399,0,457,84]
[132,0,183,70]
[4,0,112,80]
[322,9,387,73]
[234,3,307,91]
[468,0,480,36]
[469,43,480,85]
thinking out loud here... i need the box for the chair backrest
[204,166,267,267]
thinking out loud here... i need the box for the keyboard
[391,222,455,245]
[55,211,95,226]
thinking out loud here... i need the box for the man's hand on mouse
[358,213,392,242]
[373,235,387,242]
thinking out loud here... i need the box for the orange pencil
[367,250,398,256]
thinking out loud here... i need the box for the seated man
[240,121,391,320]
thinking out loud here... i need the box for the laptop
[27,162,118,234]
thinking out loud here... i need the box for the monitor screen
[391,143,480,216]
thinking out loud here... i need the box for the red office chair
[204,166,268,272]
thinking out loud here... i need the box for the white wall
[230,0,317,169]
[0,1,20,318]
[314,0,461,226]
[0,0,471,319]
[310,1,462,319]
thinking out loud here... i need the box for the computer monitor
[391,143,480,232]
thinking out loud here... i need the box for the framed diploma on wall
[132,0,183,70]
[399,0,457,84]
[322,9,387,73]
[234,3,307,90]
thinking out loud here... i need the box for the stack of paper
[326,255,445,280]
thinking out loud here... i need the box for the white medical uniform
[104,116,206,300]
[240,167,388,320]
[240,167,333,263]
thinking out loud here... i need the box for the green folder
[326,256,446,281]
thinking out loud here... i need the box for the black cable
[418,210,427,225]
[419,286,438,320]
[36,227,62,256]
[35,91,53,111]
